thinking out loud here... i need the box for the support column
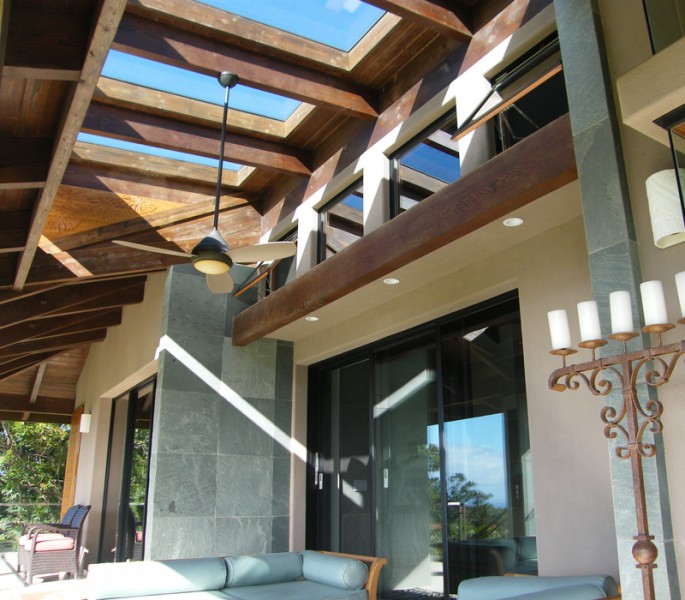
[555,1,679,598]
[146,264,293,559]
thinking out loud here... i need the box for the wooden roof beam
[82,103,312,176]
[12,0,128,292]
[232,115,576,346]
[0,329,108,360]
[362,0,472,42]
[113,13,379,120]
[0,138,51,190]
[0,350,65,380]
[0,393,75,416]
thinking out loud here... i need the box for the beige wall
[73,271,166,565]
[290,206,620,580]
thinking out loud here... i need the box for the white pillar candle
[609,290,634,334]
[577,300,601,341]
[640,280,668,326]
[676,271,685,319]
[547,309,571,350]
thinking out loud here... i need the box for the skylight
[102,51,302,121]
[77,133,242,170]
[198,0,385,52]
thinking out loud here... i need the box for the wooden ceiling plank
[12,0,128,292]
[40,286,145,318]
[0,138,51,188]
[95,77,287,138]
[0,411,72,424]
[0,329,108,360]
[0,276,145,329]
[363,0,472,42]
[232,115,576,346]
[0,392,75,414]
[0,309,122,349]
[113,14,379,120]
[0,350,65,380]
[127,0,350,71]
[348,13,403,69]
[82,103,312,175]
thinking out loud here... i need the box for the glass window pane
[393,112,460,215]
[319,181,364,262]
[440,300,536,592]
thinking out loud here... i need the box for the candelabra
[547,273,685,600]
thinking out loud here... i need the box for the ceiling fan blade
[227,241,296,264]
[206,271,234,294]
[113,240,192,259]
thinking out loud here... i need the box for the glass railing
[643,0,685,53]
[0,503,62,551]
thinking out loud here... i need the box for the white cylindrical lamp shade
[676,271,685,319]
[79,413,91,433]
[610,291,634,334]
[547,309,571,350]
[646,169,685,248]
[577,301,602,341]
[640,280,668,326]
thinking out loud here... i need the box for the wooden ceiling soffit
[95,77,289,139]
[46,183,252,252]
[0,309,122,349]
[0,393,75,417]
[232,114,576,346]
[1,3,89,81]
[0,139,51,190]
[0,411,71,424]
[0,277,146,328]
[82,103,312,176]
[0,210,31,252]
[363,0,472,42]
[127,0,351,71]
[113,14,379,120]
[0,350,67,380]
[13,0,128,292]
[0,329,108,361]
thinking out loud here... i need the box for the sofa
[87,550,387,600]
[457,574,621,600]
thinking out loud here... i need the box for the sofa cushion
[224,552,302,588]
[23,535,75,552]
[457,575,619,600]
[498,583,611,600]
[301,550,368,590]
[88,558,228,599]
[222,579,368,600]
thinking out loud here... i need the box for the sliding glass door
[308,293,535,599]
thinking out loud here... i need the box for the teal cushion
[457,575,619,600]
[222,580,368,600]
[300,551,368,590]
[505,584,609,600]
[87,558,227,599]
[224,552,303,588]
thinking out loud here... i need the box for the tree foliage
[0,421,70,547]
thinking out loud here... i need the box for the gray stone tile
[149,516,215,559]
[222,338,278,399]
[156,389,221,454]
[218,396,275,457]
[158,329,224,393]
[271,516,290,553]
[272,457,290,517]
[275,341,294,401]
[214,517,272,556]
[273,400,292,458]
[152,453,217,517]
[216,455,274,517]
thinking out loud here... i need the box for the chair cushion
[301,550,368,590]
[225,552,303,588]
[23,535,75,552]
[19,532,65,545]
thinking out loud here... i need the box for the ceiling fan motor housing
[191,228,234,274]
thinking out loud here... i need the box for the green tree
[0,421,70,547]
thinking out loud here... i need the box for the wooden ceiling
[0,0,533,423]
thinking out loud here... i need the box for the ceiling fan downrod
[213,72,239,230]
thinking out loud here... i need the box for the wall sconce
[79,413,91,433]
[646,168,685,248]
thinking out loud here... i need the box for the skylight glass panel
[77,133,242,170]
[102,51,301,121]
[199,0,385,51]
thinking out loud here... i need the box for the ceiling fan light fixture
[193,255,231,275]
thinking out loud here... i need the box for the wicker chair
[20,504,91,584]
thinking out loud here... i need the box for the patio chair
[17,503,82,576]
[20,504,91,584]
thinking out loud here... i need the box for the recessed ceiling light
[383,277,401,285]
[503,217,524,227]
[304,316,319,322]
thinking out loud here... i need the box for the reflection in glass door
[98,378,154,562]
[374,334,442,595]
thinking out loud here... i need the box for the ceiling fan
[113,72,296,294]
